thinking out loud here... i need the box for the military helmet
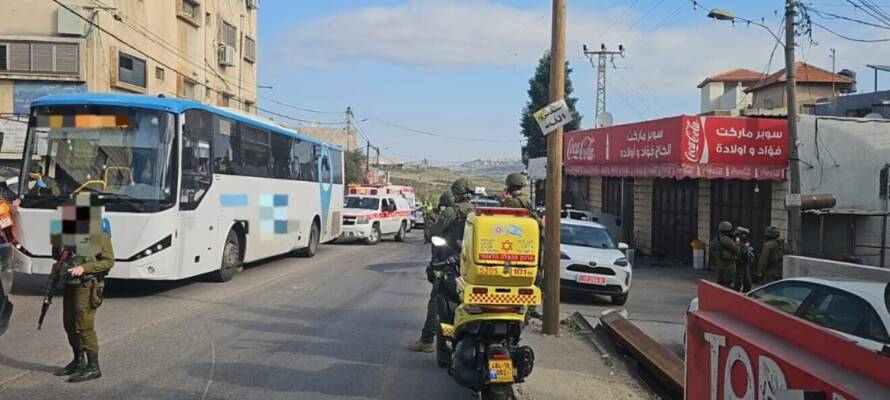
[438,191,453,207]
[505,173,527,189]
[765,225,780,239]
[450,178,474,195]
[718,221,733,233]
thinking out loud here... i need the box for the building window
[222,21,237,48]
[0,44,6,71]
[243,100,254,112]
[182,0,199,18]
[182,79,197,99]
[244,36,256,63]
[220,93,233,108]
[118,51,146,88]
[155,67,165,81]
[0,41,79,75]
[177,0,201,26]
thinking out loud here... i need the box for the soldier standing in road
[757,226,786,284]
[408,180,473,353]
[52,193,114,383]
[499,173,532,210]
[710,221,738,288]
[732,226,754,293]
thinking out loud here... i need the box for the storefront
[564,115,788,261]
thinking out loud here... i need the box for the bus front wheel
[212,230,242,282]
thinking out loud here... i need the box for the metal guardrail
[599,310,684,400]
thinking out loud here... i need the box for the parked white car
[559,219,632,305]
[688,277,890,353]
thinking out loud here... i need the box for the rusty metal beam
[599,310,684,399]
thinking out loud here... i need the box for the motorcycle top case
[461,210,539,287]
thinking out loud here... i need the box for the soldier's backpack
[447,203,472,246]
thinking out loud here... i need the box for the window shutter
[31,43,54,73]
[55,43,78,74]
[0,45,6,71]
[8,42,30,71]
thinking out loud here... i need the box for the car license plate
[577,274,606,285]
[488,359,514,383]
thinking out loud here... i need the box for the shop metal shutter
[8,42,30,71]
[54,43,78,74]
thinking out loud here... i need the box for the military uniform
[410,181,473,352]
[499,193,531,209]
[53,219,114,382]
[710,222,738,288]
[758,227,785,283]
[732,228,754,293]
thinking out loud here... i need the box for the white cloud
[269,0,882,95]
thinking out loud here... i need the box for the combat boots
[68,355,101,383]
[54,347,85,376]
[407,340,435,353]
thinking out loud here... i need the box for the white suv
[341,196,411,245]
[558,219,632,305]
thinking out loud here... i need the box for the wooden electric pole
[785,0,802,255]
[542,0,566,336]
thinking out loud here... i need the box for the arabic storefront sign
[564,116,788,181]
[533,99,574,136]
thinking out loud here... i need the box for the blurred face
[50,193,104,255]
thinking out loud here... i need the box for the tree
[520,51,582,159]
[344,149,368,185]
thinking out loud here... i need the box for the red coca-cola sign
[564,115,788,181]
[565,135,597,162]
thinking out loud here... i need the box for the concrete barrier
[784,255,890,282]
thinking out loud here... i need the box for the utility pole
[346,106,353,151]
[366,141,371,174]
[785,0,803,256]
[583,44,625,118]
[543,0,566,336]
[829,48,836,98]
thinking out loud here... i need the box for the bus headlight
[125,235,172,262]
[355,216,369,224]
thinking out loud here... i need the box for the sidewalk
[515,320,651,400]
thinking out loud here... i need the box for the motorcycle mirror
[431,236,447,247]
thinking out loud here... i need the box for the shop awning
[564,115,788,181]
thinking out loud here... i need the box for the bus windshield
[21,105,176,212]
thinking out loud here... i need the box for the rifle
[38,248,71,330]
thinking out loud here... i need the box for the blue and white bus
[12,93,343,282]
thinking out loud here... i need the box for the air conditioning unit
[246,0,258,10]
[218,45,236,67]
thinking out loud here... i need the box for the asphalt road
[0,231,471,400]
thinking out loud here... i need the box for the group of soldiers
[410,173,531,353]
[710,221,786,292]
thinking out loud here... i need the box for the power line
[620,0,669,38]
[595,0,642,43]
[807,4,890,28]
[256,93,343,115]
[358,113,523,143]
[811,20,890,41]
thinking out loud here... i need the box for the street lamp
[707,2,803,256]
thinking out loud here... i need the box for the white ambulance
[341,186,412,245]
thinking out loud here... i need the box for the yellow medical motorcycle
[430,207,541,400]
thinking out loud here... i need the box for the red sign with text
[565,116,788,180]
[686,282,890,400]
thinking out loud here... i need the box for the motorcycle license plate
[577,274,606,286]
[488,359,514,383]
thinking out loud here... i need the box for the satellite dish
[595,112,614,128]
[864,112,885,120]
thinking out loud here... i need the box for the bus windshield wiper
[95,192,145,211]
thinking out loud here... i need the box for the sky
[256,0,890,163]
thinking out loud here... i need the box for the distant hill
[451,159,525,180]
[387,166,504,204]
